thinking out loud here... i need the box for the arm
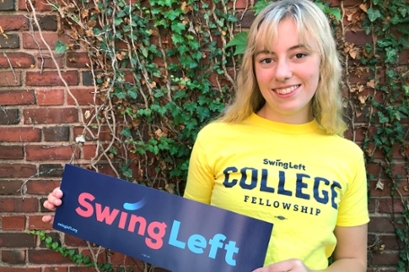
[324,224,368,271]
[252,224,368,272]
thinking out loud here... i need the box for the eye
[294,53,308,59]
[260,58,273,64]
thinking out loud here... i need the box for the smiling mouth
[273,85,300,95]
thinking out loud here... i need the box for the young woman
[183,0,369,271]
[44,1,369,271]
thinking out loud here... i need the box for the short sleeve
[183,132,214,204]
[336,152,370,226]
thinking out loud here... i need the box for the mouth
[273,85,300,95]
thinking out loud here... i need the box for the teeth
[275,85,298,94]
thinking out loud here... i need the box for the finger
[46,187,63,207]
[252,267,287,272]
[42,214,54,224]
[52,187,63,198]
[47,195,62,208]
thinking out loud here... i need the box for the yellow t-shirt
[184,113,369,270]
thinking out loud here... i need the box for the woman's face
[254,18,321,124]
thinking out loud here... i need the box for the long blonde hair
[218,0,346,136]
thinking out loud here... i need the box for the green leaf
[55,41,68,53]
[127,87,138,99]
[121,127,132,138]
[385,48,398,64]
[114,17,123,25]
[225,31,248,55]
[366,8,382,22]
[377,111,389,123]
[403,85,409,95]
[253,0,269,15]
[315,3,341,21]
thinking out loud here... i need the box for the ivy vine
[26,0,409,271]
[359,0,409,271]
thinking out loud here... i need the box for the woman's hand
[42,187,63,224]
[252,259,313,272]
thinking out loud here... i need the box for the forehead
[254,18,316,53]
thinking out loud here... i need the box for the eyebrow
[255,44,308,56]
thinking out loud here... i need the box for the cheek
[254,67,270,84]
[305,65,320,86]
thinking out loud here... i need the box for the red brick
[2,215,26,230]
[109,251,144,266]
[368,198,375,213]
[368,216,396,233]
[0,269,40,272]
[370,180,397,197]
[82,144,97,159]
[230,0,248,9]
[399,49,409,65]
[0,128,41,142]
[391,163,408,178]
[69,268,99,272]
[66,52,91,68]
[25,179,61,194]
[0,71,21,86]
[0,52,34,68]
[26,145,80,161]
[0,198,38,212]
[0,33,19,48]
[0,164,37,178]
[370,251,400,266]
[345,29,373,45]
[0,180,23,195]
[378,198,404,213]
[0,90,35,105]
[26,71,79,86]
[2,250,26,264]
[36,89,64,106]
[373,179,409,197]
[39,164,64,178]
[0,15,28,30]
[19,0,53,11]
[0,0,14,10]
[97,163,119,177]
[43,268,68,272]
[64,234,89,247]
[37,53,64,69]
[366,267,396,272]
[74,126,112,141]
[67,88,96,105]
[327,0,363,7]
[380,233,402,251]
[28,215,51,230]
[0,145,24,159]
[23,108,78,124]
[28,249,72,264]
[0,109,20,125]
[366,163,382,180]
[35,15,58,31]
[22,32,71,49]
[43,126,70,141]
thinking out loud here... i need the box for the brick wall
[0,0,406,271]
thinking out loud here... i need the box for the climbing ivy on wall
[26,0,409,270]
[53,0,237,193]
[358,0,409,270]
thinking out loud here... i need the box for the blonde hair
[218,0,346,136]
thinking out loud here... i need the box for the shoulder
[196,121,239,139]
[324,134,364,160]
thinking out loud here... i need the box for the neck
[256,106,314,124]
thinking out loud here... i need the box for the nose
[274,59,292,82]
